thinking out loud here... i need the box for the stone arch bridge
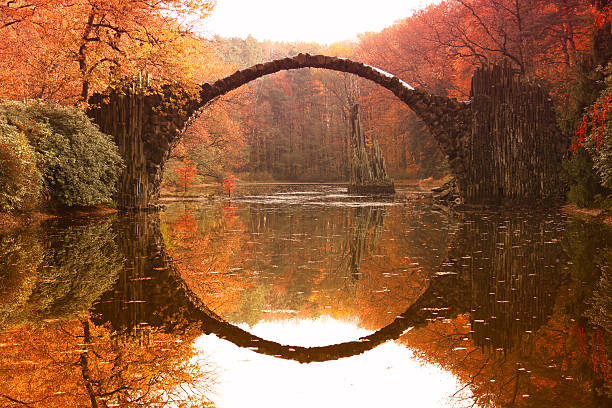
[89,54,565,209]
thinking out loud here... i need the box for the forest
[0,0,611,207]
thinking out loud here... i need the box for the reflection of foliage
[32,222,123,321]
[0,318,215,408]
[229,285,268,327]
[586,263,612,333]
[162,204,251,316]
[396,212,612,408]
[0,230,44,328]
[561,218,612,401]
[353,203,452,329]
[0,221,123,329]
[584,252,612,398]
[168,198,452,329]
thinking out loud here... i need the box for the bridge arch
[181,266,468,363]
[90,54,471,210]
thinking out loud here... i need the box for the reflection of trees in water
[93,213,205,339]
[0,318,214,408]
[15,205,603,408]
[400,213,612,408]
[0,221,122,329]
[0,229,43,328]
[222,201,453,327]
[563,219,612,400]
[162,204,251,318]
[0,216,215,408]
[339,207,386,280]
[91,208,569,362]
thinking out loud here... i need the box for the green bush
[564,65,612,208]
[0,120,42,211]
[0,101,123,207]
[564,148,608,208]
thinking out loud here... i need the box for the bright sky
[194,317,477,408]
[201,0,439,44]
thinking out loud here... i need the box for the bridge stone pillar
[89,85,198,210]
[462,63,566,204]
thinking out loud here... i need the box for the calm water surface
[0,184,610,407]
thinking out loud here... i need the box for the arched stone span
[89,54,471,210]
[192,54,471,166]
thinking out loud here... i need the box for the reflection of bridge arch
[94,212,468,363]
[179,259,468,363]
[90,54,471,210]
[94,210,565,363]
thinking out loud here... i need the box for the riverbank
[160,178,447,198]
[561,203,612,227]
[0,206,118,233]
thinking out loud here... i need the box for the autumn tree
[0,0,216,104]
[419,0,590,77]
[175,153,198,193]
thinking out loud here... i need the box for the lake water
[0,184,610,407]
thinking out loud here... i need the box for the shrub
[564,148,608,208]
[583,88,612,190]
[0,101,123,207]
[0,120,42,211]
[566,66,612,208]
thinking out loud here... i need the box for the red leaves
[594,4,612,33]
[222,174,237,197]
[572,322,611,382]
[571,92,612,153]
[175,154,197,193]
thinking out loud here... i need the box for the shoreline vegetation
[562,203,612,227]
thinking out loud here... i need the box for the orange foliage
[0,0,215,103]
[175,153,198,192]
[163,206,252,316]
[222,174,238,197]
[398,308,598,407]
[0,318,214,407]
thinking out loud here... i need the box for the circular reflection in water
[162,185,451,335]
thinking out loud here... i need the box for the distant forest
[171,35,449,183]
